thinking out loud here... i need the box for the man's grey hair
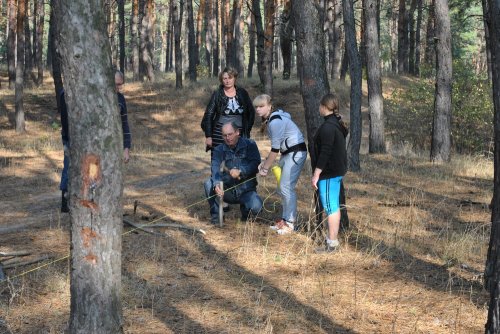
[222,121,240,134]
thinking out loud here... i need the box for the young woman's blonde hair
[252,94,272,108]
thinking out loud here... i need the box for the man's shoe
[61,190,69,213]
[210,215,220,225]
[276,222,294,235]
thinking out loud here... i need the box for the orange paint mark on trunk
[80,200,99,211]
[304,78,316,86]
[81,154,101,199]
[85,253,98,264]
[81,227,99,248]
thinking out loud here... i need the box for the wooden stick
[140,223,206,235]
[123,217,165,237]
[219,181,224,227]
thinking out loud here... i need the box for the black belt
[282,142,307,155]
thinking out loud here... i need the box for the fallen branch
[123,217,168,237]
[2,255,52,269]
[0,251,31,257]
[146,222,206,235]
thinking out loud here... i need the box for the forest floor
[0,71,493,333]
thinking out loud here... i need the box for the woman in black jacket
[310,93,348,252]
[201,67,255,152]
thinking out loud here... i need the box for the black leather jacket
[201,85,255,138]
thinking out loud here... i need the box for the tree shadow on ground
[122,219,355,333]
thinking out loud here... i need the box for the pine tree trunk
[397,0,408,73]
[131,0,140,79]
[408,0,417,74]
[118,0,125,73]
[390,0,398,73]
[280,0,293,80]
[49,0,63,115]
[174,0,184,88]
[234,0,245,76]
[252,0,265,86]
[195,0,205,70]
[8,0,16,89]
[247,9,256,77]
[186,0,197,81]
[344,0,363,171]
[365,0,385,153]
[333,0,343,79]
[205,0,213,72]
[430,0,452,163]
[15,0,26,133]
[262,0,275,95]
[482,0,492,81]
[166,0,174,72]
[424,0,435,65]
[291,0,329,146]
[415,0,423,76]
[55,0,124,331]
[24,0,33,85]
[34,0,44,85]
[211,0,219,76]
[485,0,500,331]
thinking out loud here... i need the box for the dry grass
[0,71,492,333]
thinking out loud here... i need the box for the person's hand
[258,163,268,177]
[123,148,130,163]
[311,174,319,190]
[205,137,213,148]
[229,168,241,179]
[214,184,224,197]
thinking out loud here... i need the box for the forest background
[0,0,499,333]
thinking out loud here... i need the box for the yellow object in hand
[271,166,281,185]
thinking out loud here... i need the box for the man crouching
[204,122,263,225]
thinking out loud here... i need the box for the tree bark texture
[365,0,386,153]
[247,9,256,77]
[118,0,125,73]
[34,0,44,85]
[263,0,275,95]
[252,0,265,87]
[331,0,343,80]
[280,0,293,80]
[15,0,26,133]
[211,0,219,76]
[344,0,362,171]
[397,0,409,73]
[24,0,33,84]
[408,0,417,74]
[430,0,452,163]
[139,0,155,81]
[131,0,140,78]
[291,0,330,146]
[232,0,245,76]
[174,0,184,88]
[424,0,435,64]
[49,0,63,115]
[55,0,124,332]
[485,0,500,331]
[415,0,423,76]
[482,0,493,81]
[196,0,205,69]
[186,0,197,81]
[7,0,16,89]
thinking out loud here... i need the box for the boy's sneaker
[276,222,294,235]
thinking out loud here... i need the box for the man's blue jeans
[204,179,263,221]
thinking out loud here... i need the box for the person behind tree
[253,94,307,235]
[203,122,263,225]
[200,66,255,153]
[59,70,131,212]
[310,93,348,252]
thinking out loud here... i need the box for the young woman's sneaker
[270,218,287,231]
[276,222,294,235]
[315,239,340,253]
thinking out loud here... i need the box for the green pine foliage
[386,61,493,155]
